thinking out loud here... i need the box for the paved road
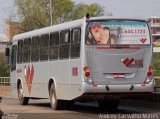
[0,97,160,119]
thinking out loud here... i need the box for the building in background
[5,22,20,41]
[149,16,160,47]
[0,22,20,54]
[0,34,9,53]
[149,17,160,77]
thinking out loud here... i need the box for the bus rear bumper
[82,81,154,93]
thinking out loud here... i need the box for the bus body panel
[48,59,83,100]
[10,41,19,97]
[10,72,18,97]
[81,81,154,93]
[16,63,29,97]
[85,46,152,85]
[10,18,85,100]
[30,62,49,98]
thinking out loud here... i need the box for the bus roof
[13,19,84,41]
[12,16,147,42]
[89,16,147,21]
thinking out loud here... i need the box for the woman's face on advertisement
[91,27,109,44]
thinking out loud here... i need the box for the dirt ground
[0,86,10,96]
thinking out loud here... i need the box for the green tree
[0,54,10,77]
[70,3,104,20]
[15,0,106,32]
[153,53,160,76]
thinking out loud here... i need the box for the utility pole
[50,0,53,26]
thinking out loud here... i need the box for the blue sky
[0,0,160,34]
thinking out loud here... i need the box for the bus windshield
[85,20,150,45]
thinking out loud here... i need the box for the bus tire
[17,83,29,105]
[49,84,63,110]
[98,99,119,111]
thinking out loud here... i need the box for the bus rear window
[85,20,150,45]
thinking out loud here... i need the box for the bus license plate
[113,74,125,78]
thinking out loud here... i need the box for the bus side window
[59,30,70,59]
[11,45,17,71]
[23,38,31,63]
[71,28,81,58]
[40,34,49,61]
[17,40,23,64]
[49,32,59,60]
[31,36,40,62]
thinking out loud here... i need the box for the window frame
[70,27,81,59]
[59,29,70,59]
[49,31,60,60]
[17,40,23,64]
[23,38,31,63]
[31,36,40,62]
[39,34,49,61]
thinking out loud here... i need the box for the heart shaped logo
[140,38,147,44]
[122,58,135,67]
[26,65,34,94]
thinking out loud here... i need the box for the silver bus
[6,16,154,110]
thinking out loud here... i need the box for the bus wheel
[98,99,119,111]
[18,83,29,105]
[49,84,63,110]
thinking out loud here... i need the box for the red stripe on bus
[126,58,134,67]
[96,47,115,49]
[123,58,129,65]
[96,47,140,50]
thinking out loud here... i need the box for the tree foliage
[153,53,160,76]
[15,0,105,32]
[0,54,10,77]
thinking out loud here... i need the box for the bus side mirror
[5,48,10,56]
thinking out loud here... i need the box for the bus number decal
[17,69,22,73]
[122,58,143,68]
[72,67,78,76]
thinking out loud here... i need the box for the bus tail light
[83,66,93,85]
[85,72,91,77]
[144,66,153,84]
[83,66,91,78]
[86,77,93,85]
[147,72,152,77]
[83,66,89,72]
[148,66,153,72]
